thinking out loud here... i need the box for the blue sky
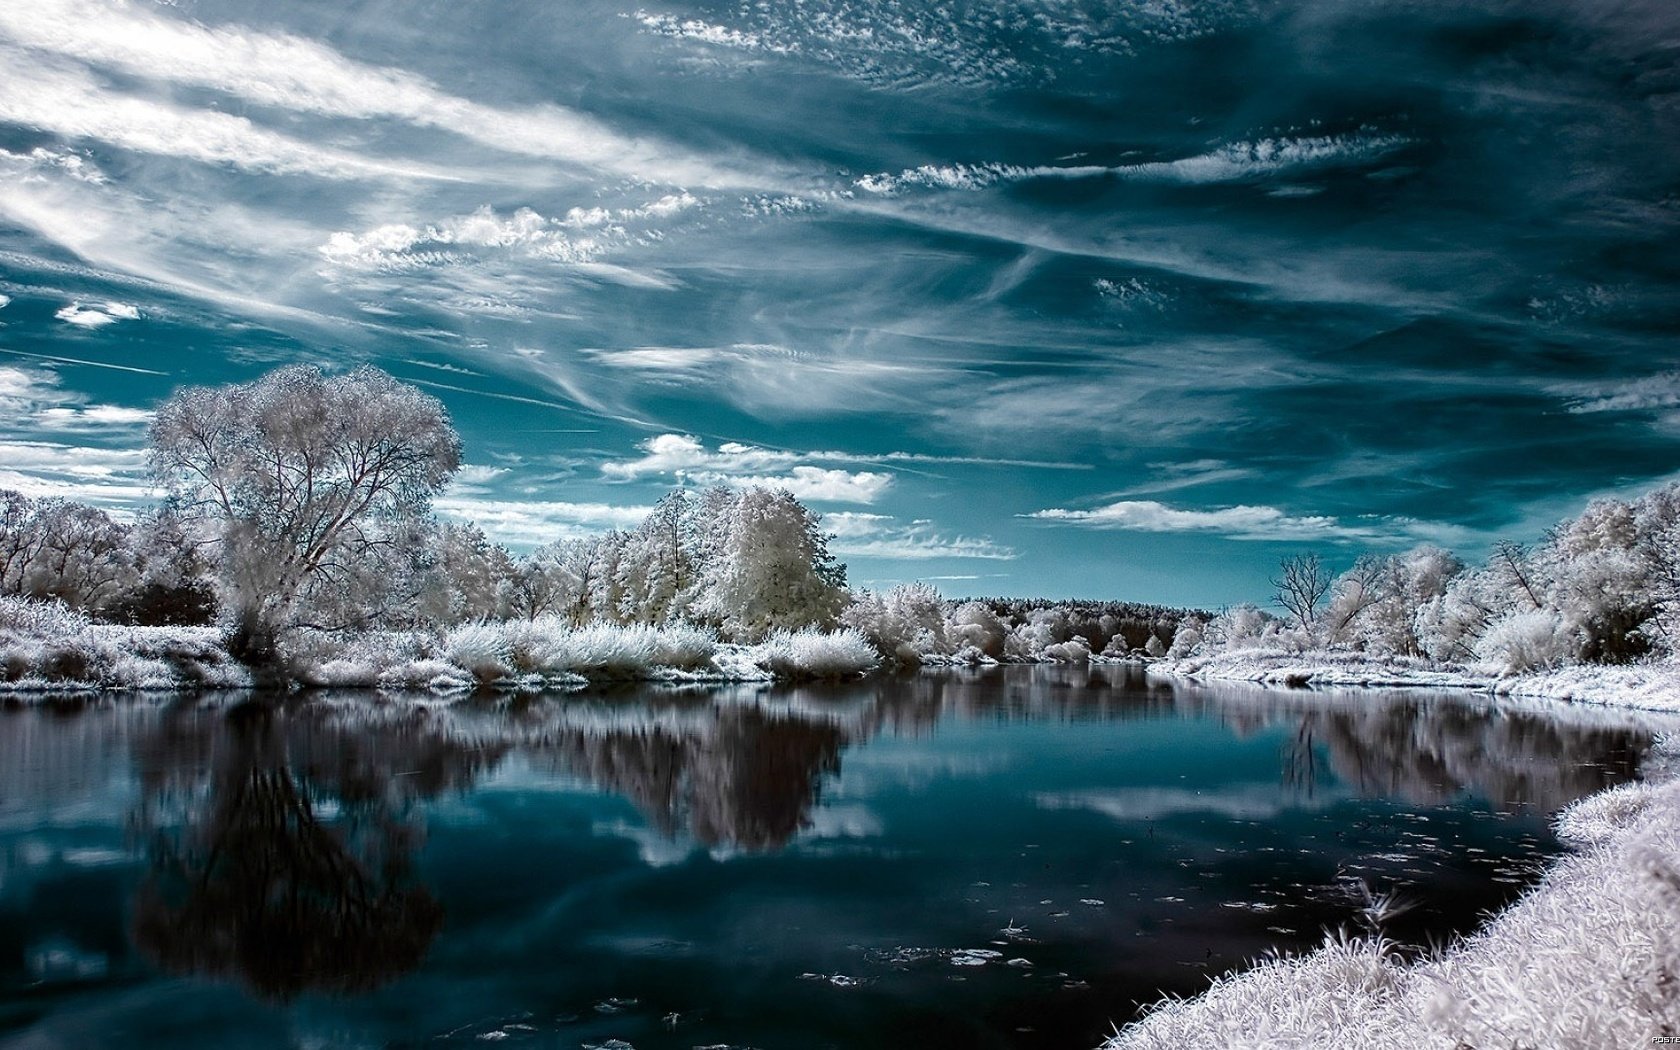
[1,0,1678,607]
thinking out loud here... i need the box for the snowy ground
[0,618,880,696]
[1104,734,1680,1050]
[1151,647,1680,714]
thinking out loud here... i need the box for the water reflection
[126,702,503,999]
[0,666,1672,1045]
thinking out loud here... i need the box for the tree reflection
[129,702,502,1000]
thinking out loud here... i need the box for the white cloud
[600,433,891,503]
[53,300,137,328]
[318,198,704,280]
[0,294,9,309]
[1034,785,1341,823]
[0,0,764,186]
[0,53,442,180]
[824,511,1015,560]
[1026,499,1355,541]
[0,440,155,510]
[634,11,779,51]
[0,365,153,431]
[434,495,654,548]
[719,465,892,503]
[1559,372,1680,421]
[583,343,938,417]
[852,133,1410,196]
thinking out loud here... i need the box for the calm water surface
[0,665,1669,1049]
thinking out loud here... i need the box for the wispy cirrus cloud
[0,53,448,181]
[824,511,1015,561]
[0,0,771,187]
[852,132,1411,196]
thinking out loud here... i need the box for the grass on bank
[1104,736,1680,1050]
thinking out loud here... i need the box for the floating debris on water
[798,972,866,987]
[950,948,1004,967]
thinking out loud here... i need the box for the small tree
[1272,552,1331,631]
[149,366,461,665]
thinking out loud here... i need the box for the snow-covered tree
[689,486,846,640]
[0,490,137,615]
[616,490,699,624]
[149,366,461,664]
[414,522,515,625]
[842,582,949,665]
[1324,546,1463,655]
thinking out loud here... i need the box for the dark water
[0,666,1667,1050]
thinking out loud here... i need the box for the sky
[1,0,1678,608]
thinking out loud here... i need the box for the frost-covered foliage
[149,365,462,663]
[0,594,245,693]
[1171,480,1680,682]
[751,627,877,680]
[1105,736,1680,1049]
[502,486,846,641]
[837,589,1188,665]
[690,487,848,640]
[0,499,213,629]
[842,582,949,667]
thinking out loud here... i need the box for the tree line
[3,366,848,672]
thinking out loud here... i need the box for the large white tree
[149,366,461,663]
[690,486,847,640]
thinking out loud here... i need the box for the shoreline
[1145,647,1680,715]
[1103,732,1680,1050]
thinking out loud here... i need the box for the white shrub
[443,622,514,682]
[1473,609,1581,675]
[752,627,878,679]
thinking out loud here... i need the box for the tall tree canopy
[149,366,460,662]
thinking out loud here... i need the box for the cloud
[1558,371,1680,418]
[600,434,891,503]
[853,132,1410,195]
[319,198,703,272]
[0,365,153,431]
[0,53,444,180]
[0,440,155,509]
[1026,500,1358,541]
[434,495,655,548]
[53,301,138,328]
[1034,785,1340,823]
[0,0,766,186]
[584,344,939,417]
[823,511,1015,560]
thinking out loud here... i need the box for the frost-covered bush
[948,601,1007,658]
[1473,609,1581,675]
[842,583,949,666]
[0,595,245,692]
[443,622,515,682]
[1204,604,1272,651]
[1167,614,1207,659]
[752,627,877,680]
[1041,635,1091,663]
[0,594,90,637]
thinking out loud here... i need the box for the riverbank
[1104,733,1680,1049]
[0,610,881,696]
[1150,647,1680,715]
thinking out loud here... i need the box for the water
[0,665,1668,1049]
